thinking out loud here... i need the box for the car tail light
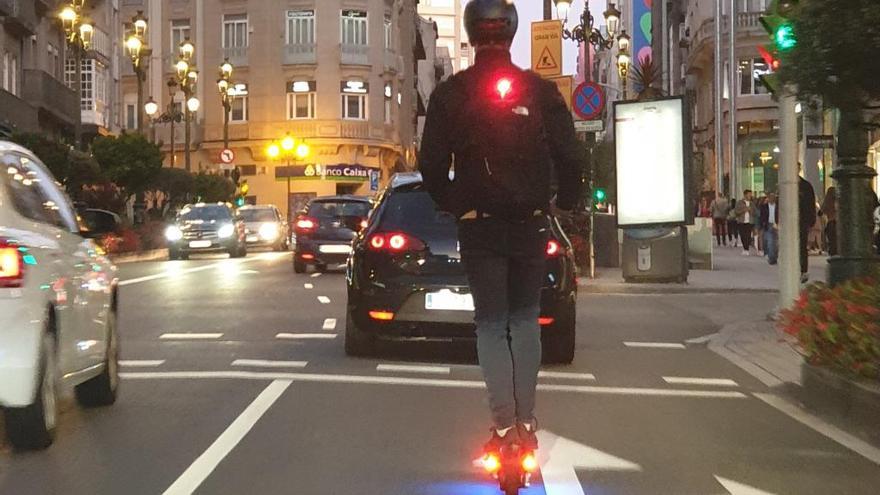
[546,240,561,257]
[367,232,425,253]
[369,310,395,321]
[301,253,315,260]
[538,317,555,326]
[294,216,317,233]
[0,241,25,288]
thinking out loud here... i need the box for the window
[341,10,368,45]
[8,54,16,96]
[286,10,315,46]
[223,14,248,49]
[1,153,49,224]
[48,43,60,79]
[171,19,191,53]
[66,58,95,110]
[1,52,9,93]
[384,14,392,50]
[384,83,392,124]
[287,81,316,120]
[739,58,770,95]
[341,81,368,120]
[228,83,248,122]
[126,103,136,129]
[739,0,768,12]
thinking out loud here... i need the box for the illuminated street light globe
[281,135,295,152]
[604,3,622,39]
[186,97,200,112]
[552,0,571,21]
[217,78,229,94]
[179,38,195,61]
[266,143,281,159]
[617,30,631,53]
[144,98,159,117]
[175,59,189,80]
[295,143,310,159]
[220,60,233,79]
[125,35,143,59]
[79,19,94,49]
[59,6,77,32]
[132,11,148,38]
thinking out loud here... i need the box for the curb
[109,249,168,264]
[578,280,778,295]
[798,363,880,446]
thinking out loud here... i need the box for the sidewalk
[709,318,803,388]
[580,245,828,294]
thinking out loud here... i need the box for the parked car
[0,141,120,451]
[292,195,372,273]
[165,203,247,260]
[344,173,578,364]
[238,204,289,251]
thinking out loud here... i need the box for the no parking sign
[572,82,606,121]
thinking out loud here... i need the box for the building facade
[75,0,123,140]
[0,0,79,139]
[417,0,469,75]
[120,0,419,219]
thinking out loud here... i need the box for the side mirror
[79,209,122,239]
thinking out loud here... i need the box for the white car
[0,141,119,451]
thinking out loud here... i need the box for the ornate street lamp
[125,11,151,134]
[266,136,310,226]
[217,59,234,154]
[553,0,622,49]
[174,38,198,172]
[59,1,94,150]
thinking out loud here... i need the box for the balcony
[223,46,248,67]
[0,89,38,132]
[283,43,316,65]
[341,44,369,66]
[22,70,78,127]
[383,50,401,74]
[0,0,37,35]
[87,27,113,65]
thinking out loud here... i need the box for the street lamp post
[144,78,184,166]
[175,38,199,172]
[59,1,94,151]
[125,11,151,134]
[267,136,310,226]
[616,31,632,101]
[553,0,626,280]
[218,59,234,151]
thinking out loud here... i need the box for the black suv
[293,195,372,273]
[345,173,578,364]
[166,203,247,260]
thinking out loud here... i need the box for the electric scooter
[480,443,538,495]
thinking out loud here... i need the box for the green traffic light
[235,197,245,207]
[774,23,797,50]
[594,188,606,202]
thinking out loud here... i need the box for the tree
[10,132,101,199]
[91,132,163,201]
[150,167,194,210]
[629,55,665,101]
[192,172,235,203]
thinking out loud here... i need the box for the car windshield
[377,190,457,240]
[307,200,370,219]
[239,208,276,222]
[177,205,232,222]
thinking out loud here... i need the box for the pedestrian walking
[735,190,758,255]
[819,186,837,256]
[755,195,767,255]
[798,174,818,282]
[759,193,779,265]
[710,193,729,246]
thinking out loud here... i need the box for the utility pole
[713,0,724,197]
[778,88,800,309]
[543,0,552,20]
[728,0,737,198]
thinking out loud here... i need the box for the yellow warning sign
[531,20,562,78]
[548,75,573,112]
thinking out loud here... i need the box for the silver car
[238,204,290,251]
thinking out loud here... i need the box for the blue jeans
[763,228,779,264]
[459,216,549,428]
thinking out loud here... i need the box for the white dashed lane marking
[119,360,166,367]
[538,371,596,381]
[662,376,739,387]
[317,296,331,304]
[322,318,337,330]
[304,283,314,289]
[310,273,321,278]
[160,333,224,340]
[232,359,308,369]
[275,333,338,340]
[623,341,686,349]
[377,364,451,375]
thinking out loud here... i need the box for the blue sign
[573,81,605,121]
[370,170,380,191]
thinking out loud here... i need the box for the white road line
[304,283,314,289]
[623,341,686,349]
[119,360,165,367]
[322,318,337,330]
[120,371,748,399]
[160,333,223,340]
[538,371,596,381]
[377,364,451,375]
[161,380,291,495]
[685,333,718,345]
[662,376,739,387]
[317,296,331,304]
[119,255,268,286]
[310,272,321,278]
[275,333,338,340]
[754,393,880,466]
[232,359,308,369]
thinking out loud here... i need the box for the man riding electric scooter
[420,0,583,490]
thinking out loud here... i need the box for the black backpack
[446,67,552,220]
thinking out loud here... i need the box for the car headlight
[165,226,183,242]
[259,222,279,240]
[218,224,235,239]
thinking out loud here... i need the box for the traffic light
[593,188,606,203]
[757,0,799,96]
[235,180,249,207]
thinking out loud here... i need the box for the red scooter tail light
[522,453,538,473]
[546,240,561,257]
[481,453,501,474]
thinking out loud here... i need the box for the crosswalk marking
[275,333,337,340]
[317,296,331,304]
[663,376,739,387]
[160,333,223,340]
[232,359,308,369]
[623,341,686,349]
[322,318,337,330]
[539,371,596,381]
[377,364,451,375]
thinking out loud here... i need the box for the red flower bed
[779,278,880,380]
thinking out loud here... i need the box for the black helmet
[464,0,518,46]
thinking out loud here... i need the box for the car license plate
[189,240,212,248]
[319,244,352,254]
[425,290,474,311]
[246,235,259,243]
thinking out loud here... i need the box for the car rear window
[178,205,232,222]
[239,208,276,222]
[377,191,457,240]
[307,200,370,219]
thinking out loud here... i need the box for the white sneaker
[757,250,764,256]
[741,250,750,256]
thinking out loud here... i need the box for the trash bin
[621,226,688,283]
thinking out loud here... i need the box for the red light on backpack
[546,240,561,257]
[496,78,512,99]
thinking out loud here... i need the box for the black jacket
[419,49,583,218]
[799,177,817,230]
[758,202,779,230]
